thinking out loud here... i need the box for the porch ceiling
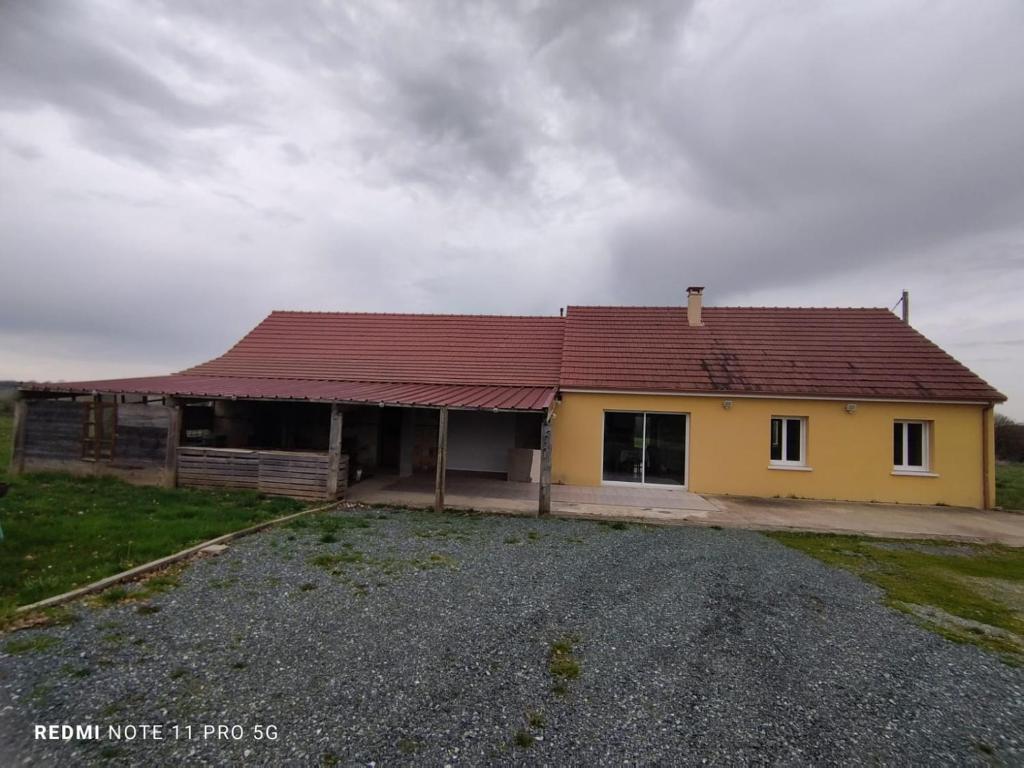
[20,374,556,412]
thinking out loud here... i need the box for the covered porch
[172,395,555,510]
[13,377,557,512]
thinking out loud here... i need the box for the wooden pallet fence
[176,447,347,500]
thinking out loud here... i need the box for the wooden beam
[434,407,448,513]
[539,412,553,516]
[326,403,344,500]
[10,398,27,476]
[164,397,182,489]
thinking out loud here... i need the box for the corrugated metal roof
[20,375,556,411]
[560,306,1006,402]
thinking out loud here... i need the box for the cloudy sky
[1,0,1022,416]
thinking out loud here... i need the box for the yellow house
[14,291,1004,510]
[551,289,1003,509]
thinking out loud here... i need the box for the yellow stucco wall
[550,392,992,508]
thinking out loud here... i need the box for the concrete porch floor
[346,473,1024,546]
[346,472,717,518]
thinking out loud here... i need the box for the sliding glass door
[602,411,687,487]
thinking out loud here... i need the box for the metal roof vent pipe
[687,286,704,327]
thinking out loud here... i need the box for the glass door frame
[600,409,690,489]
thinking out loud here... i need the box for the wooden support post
[10,398,27,476]
[538,412,553,516]
[92,393,103,463]
[164,397,182,489]
[434,407,448,513]
[326,403,344,500]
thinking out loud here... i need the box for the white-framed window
[893,420,930,472]
[770,416,806,466]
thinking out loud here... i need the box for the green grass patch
[513,729,534,749]
[770,532,1024,662]
[996,464,1024,511]
[0,415,305,609]
[4,633,59,655]
[548,633,582,686]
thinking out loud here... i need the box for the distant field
[996,464,1024,511]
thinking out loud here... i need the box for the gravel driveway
[1,507,1022,766]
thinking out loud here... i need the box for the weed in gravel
[311,551,364,570]
[549,634,582,689]
[137,604,161,615]
[527,531,541,541]
[4,634,59,655]
[319,533,339,544]
[417,553,457,569]
[527,710,546,728]
[291,514,371,538]
[973,741,996,756]
[29,682,53,704]
[169,668,188,680]
[61,663,92,678]
[209,577,238,589]
[322,752,339,767]
[514,729,535,748]
[599,521,629,531]
[414,527,471,541]
[299,582,318,592]
[504,536,522,545]
[96,587,131,605]
[397,737,422,754]
[101,631,126,647]
[231,660,247,670]
[137,570,182,598]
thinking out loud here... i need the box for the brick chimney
[687,286,704,326]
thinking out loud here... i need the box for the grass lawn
[0,405,11,479]
[0,413,306,616]
[771,533,1024,663]
[996,463,1024,511]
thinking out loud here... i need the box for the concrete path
[347,474,1024,546]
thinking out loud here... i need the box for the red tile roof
[22,304,1005,407]
[22,375,556,411]
[186,311,565,387]
[559,306,1005,402]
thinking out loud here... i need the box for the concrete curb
[14,501,342,616]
